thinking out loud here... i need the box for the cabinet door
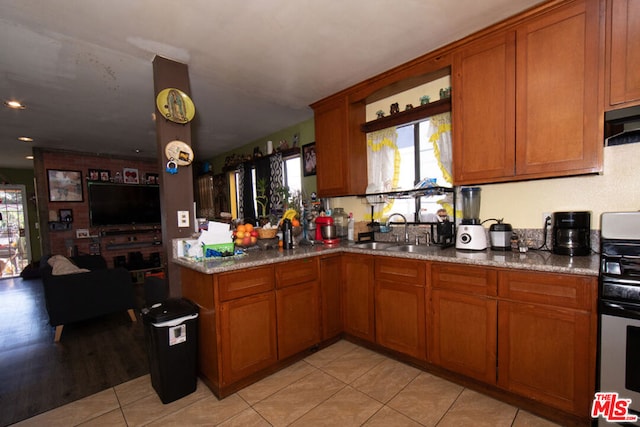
[276,281,321,360]
[375,279,426,360]
[219,292,277,386]
[320,254,342,340]
[314,97,349,196]
[453,31,516,184]
[312,96,367,197]
[430,289,497,383]
[342,253,375,342]
[608,0,640,107]
[498,300,593,416]
[515,0,602,177]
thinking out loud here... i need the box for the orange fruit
[244,223,254,232]
[237,224,246,233]
[292,218,300,227]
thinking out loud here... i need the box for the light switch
[177,211,190,228]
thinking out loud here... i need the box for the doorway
[0,185,31,278]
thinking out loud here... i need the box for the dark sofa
[41,255,137,342]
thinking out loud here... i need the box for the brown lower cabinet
[182,254,597,422]
[275,258,321,360]
[429,263,497,383]
[319,254,342,340]
[219,292,278,386]
[497,270,597,416]
[428,262,597,419]
[342,253,375,342]
[375,257,426,360]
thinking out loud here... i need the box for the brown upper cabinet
[453,0,603,184]
[311,95,367,198]
[311,0,609,194]
[606,0,640,109]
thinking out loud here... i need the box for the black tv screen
[88,183,161,226]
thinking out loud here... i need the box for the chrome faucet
[386,213,409,243]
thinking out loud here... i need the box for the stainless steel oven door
[599,303,640,426]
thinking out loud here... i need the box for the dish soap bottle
[347,212,355,241]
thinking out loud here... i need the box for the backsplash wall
[331,141,640,232]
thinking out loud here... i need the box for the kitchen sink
[355,242,396,250]
[386,244,440,253]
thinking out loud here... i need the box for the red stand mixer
[315,216,340,245]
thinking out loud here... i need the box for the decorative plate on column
[156,88,196,124]
[165,140,194,166]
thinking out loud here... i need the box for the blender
[455,187,487,250]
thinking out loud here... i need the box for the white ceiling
[0,0,543,169]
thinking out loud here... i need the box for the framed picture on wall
[99,170,111,182]
[59,209,73,223]
[145,173,159,184]
[302,142,316,176]
[88,169,100,181]
[76,229,90,238]
[47,169,83,202]
[123,168,139,184]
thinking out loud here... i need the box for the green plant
[256,178,268,218]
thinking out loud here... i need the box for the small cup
[518,240,528,253]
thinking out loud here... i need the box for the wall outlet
[542,212,552,227]
[178,211,190,228]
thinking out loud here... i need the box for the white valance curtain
[428,112,453,185]
[366,127,399,221]
[427,112,455,217]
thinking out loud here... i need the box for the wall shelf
[48,221,72,231]
[360,98,451,133]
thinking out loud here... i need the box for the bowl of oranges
[232,223,258,248]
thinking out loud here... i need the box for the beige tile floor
[13,340,561,427]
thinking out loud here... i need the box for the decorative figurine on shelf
[376,110,385,119]
[405,104,413,111]
[420,95,430,105]
[390,102,400,114]
[439,87,452,99]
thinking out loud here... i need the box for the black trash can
[142,298,199,404]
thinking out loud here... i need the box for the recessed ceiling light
[18,136,33,142]
[4,100,26,109]
[25,155,34,160]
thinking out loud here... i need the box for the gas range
[597,212,640,426]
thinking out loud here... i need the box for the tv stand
[99,227,160,237]
[105,240,162,250]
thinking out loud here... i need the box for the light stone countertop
[173,239,600,277]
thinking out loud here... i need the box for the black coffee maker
[552,211,591,256]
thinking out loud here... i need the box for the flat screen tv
[88,182,161,227]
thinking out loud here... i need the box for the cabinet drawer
[217,265,275,301]
[275,258,318,288]
[431,262,497,296]
[498,270,596,310]
[375,257,425,286]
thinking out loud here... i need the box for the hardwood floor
[0,276,148,427]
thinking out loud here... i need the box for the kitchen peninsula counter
[175,238,599,424]
[173,239,599,276]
